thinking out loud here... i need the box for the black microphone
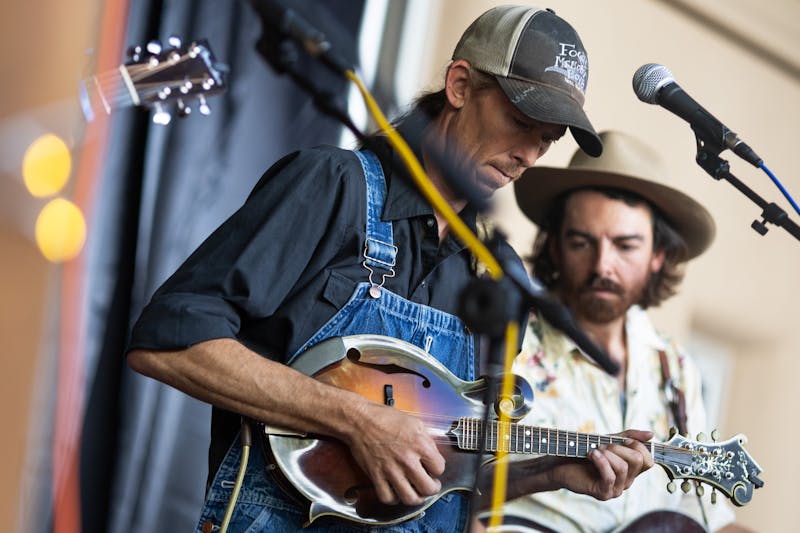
[249,0,353,75]
[633,63,763,167]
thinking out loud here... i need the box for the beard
[564,274,648,324]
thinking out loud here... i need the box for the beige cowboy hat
[515,130,716,259]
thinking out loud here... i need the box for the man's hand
[547,429,655,500]
[342,401,445,506]
[479,428,654,508]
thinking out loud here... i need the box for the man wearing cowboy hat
[489,130,751,532]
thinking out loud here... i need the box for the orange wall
[0,228,51,528]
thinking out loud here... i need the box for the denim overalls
[195,150,475,532]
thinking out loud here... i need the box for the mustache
[583,276,623,295]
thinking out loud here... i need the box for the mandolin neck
[452,417,676,462]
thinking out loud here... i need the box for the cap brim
[496,77,603,157]
[515,166,716,259]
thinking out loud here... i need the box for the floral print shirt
[499,306,735,532]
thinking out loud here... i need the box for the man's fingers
[385,461,439,506]
[420,446,446,477]
[371,471,398,505]
[586,448,616,500]
[620,428,654,443]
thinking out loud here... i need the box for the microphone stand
[693,129,800,242]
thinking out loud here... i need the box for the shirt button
[426,217,435,228]
[200,520,216,533]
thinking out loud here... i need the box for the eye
[513,117,534,132]
[566,238,589,250]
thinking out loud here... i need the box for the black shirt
[128,136,526,478]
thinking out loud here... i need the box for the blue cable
[759,162,800,217]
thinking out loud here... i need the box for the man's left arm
[474,429,654,509]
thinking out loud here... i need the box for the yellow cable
[487,320,520,530]
[345,70,503,280]
[219,443,250,533]
[347,69,523,528]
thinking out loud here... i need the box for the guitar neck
[79,67,136,121]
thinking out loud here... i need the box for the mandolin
[264,335,764,526]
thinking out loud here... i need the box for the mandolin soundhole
[343,486,360,505]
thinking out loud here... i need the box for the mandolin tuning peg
[696,432,707,442]
[176,99,191,117]
[668,427,678,439]
[711,489,718,504]
[681,480,691,494]
[711,429,719,442]
[696,484,704,497]
[666,481,676,493]
[167,35,182,48]
[152,103,171,125]
[146,40,162,55]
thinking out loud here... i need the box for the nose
[593,239,616,276]
[510,138,542,169]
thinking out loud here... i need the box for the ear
[650,248,665,274]
[445,59,472,110]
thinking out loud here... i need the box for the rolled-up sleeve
[126,146,362,352]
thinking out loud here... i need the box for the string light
[22,134,72,197]
[35,198,86,262]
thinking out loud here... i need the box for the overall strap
[354,149,397,297]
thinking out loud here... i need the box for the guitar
[79,37,227,124]
[264,335,764,526]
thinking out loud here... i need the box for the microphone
[249,0,353,75]
[632,63,763,167]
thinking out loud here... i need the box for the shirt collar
[367,135,480,234]
[538,304,668,366]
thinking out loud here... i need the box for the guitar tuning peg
[167,35,182,48]
[681,480,691,494]
[127,44,142,62]
[198,95,211,116]
[146,40,162,55]
[176,99,191,117]
[711,489,718,504]
[696,432,707,442]
[695,484,704,497]
[666,481,676,493]
[668,427,678,439]
[711,429,719,442]
[152,103,171,125]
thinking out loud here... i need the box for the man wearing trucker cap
[127,6,653,532]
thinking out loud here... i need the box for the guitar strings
[87,63,212,110]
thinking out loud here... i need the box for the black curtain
[77,1,365,531]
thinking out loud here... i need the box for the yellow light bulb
[23,134,72,197]
[35,198,86,262]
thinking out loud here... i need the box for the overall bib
[194,151,476,532]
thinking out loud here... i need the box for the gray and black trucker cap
[452,5,602,156]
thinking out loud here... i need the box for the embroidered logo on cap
[544,42,588,95]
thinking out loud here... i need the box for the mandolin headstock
[657,432,764,506]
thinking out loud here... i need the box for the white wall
[411,1,799,530]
